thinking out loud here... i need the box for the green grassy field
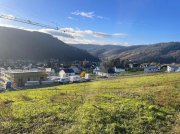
[118,71,144,76]
[0,73,180,134]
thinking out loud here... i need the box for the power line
[0,14,59,30]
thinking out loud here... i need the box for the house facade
[95,72,109,77]
[93,67,116,77]
[167,66,180,72]
[93,67,100,74]
[45,68,55,76]
[144,66,160,73]
[59,69,75,78]
[114,66,125,73]
[0,69,47,88]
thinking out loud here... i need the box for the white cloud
[96,16,104,19]
[38,28,75,38]
[58,27,127,38]
[72,10,94,18]
[56,36,129,46]
[68,16,73,19]
[38,27,127,39]
[96,16,109,20]
[71,10,108,20]
[38,27,128,45]
[0,23,31,31]
[67,16,75,20]
[0,23,128,46]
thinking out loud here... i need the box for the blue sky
[0,0,180,45]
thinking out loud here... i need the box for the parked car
[58,77,70,84]
[81,78,91,82]
[69,75,81,83]
[48,76,61,83]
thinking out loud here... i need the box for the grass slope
[0,73,180,133]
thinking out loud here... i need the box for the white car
[69,75,81,83]
[58,77,70,84]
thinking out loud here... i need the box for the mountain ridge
[71,42,180,63]
[0,26,99,63]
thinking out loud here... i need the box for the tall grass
[0,73,179,133]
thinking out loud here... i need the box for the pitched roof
[115,66,124,69]
[62,69,74,73]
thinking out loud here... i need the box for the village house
[45,68,55,76]
[144,66,160,73]
[69,66,81,74]
[114,66,125,73]
[167,66,180,72]
[93,67,116,77]
[96,72,110,77]
[128,63,140,68]
[93,67,100,74]
[93,67,107,77]
[59,69,75,78]
[0,69,47,89]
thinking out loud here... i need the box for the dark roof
[63,66,70,68]
[70,66,81,69]
[62,69,74,73]
[84,64,92,69]
[115,66,124,69]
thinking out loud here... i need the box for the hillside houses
[59,69,75,78]
[45,68,55,76]
[69,66,81,74]
[128,63,140,68]
[93,67,109,77]
[93,67,100,74]
[1,57,179,91]
[144,66,160,73]
[114,66,125,73]
[167,66,180,72]
[0,69,47,89]
[93,66,123,77]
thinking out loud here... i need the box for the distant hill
[72,42,180,63]
[113,42,180,63]
[71,44,126,57]
[0,27,99,62]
